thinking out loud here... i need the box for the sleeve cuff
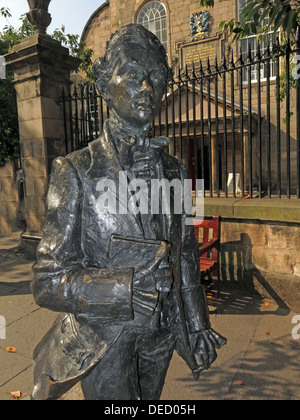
[70,267,134,325]
[182,285,211,333]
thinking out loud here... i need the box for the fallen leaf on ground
[5,346,17,353]
[9,391,28,400]
[9,391,21,399]
[236,380,245,385]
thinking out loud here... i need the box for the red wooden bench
[193,216,221,290]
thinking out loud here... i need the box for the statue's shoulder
[65,145,92,170]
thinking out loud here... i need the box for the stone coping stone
[204,198,300,224]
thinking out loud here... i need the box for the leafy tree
[200,0,300,118]
[200,0,300,42]
[0,79,20,166]
[0,10,29,166]
[0,6,11,19]
[51,25,94,81]
[0,9,93,166]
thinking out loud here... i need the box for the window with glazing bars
[238,0,278,82]
[137,1,168,53]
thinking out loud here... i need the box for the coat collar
[86,120,123,180]
[85,119,182,238]
[86,119,179,181]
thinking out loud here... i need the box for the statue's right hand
[133,241,171,287]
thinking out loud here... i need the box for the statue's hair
[93,24,173,94]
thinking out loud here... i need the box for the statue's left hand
[191,328,227,374]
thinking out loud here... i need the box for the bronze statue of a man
[31,24,226,400]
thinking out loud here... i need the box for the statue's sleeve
[179,167,211,334]
[31,157,133,324]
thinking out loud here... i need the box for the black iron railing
[60,37,300,199]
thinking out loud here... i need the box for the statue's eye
[128,70,137,78]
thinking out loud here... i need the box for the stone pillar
[0,161,20,235]
[5,33,80,255]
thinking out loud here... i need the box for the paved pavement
[0,231,300,401]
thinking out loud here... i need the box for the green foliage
[51,25,94,81]
[200,0,215,7]
[0,9,94,166]
[200,0,300,42]
[200,0,300,123]
[0,14,34,55]
[0,12,33,166]
[0,7,11,19]
[0,78,20,166]
[278,57,297,102]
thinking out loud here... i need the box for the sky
[0,0,105,37]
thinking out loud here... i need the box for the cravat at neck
[108,114,150,149]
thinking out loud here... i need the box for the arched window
[137,1,167,52]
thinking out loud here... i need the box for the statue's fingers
[203,333,218,365]
[209,329,227,348]
[194,336,210,370]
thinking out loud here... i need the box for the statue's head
[93,24,173,128]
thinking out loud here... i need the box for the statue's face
[106,47,168,127]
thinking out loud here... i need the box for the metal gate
[60,37,300,199]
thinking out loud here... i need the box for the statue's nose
[139,78,154,95]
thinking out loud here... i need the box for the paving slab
[1,231,300,401]
[0,307,57,400]
[161,294,300,400]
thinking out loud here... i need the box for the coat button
[78,297,89,310]
[83,274,93,284]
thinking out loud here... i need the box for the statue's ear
[93,57,110,98]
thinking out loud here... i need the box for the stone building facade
[81,0,234,71]
[81,0,298,197]
[0,161,20,235]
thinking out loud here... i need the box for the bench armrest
[199,238,219,256]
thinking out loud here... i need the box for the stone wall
[0,161,20,235]
[82,2,111,62]
[205,198,300,311]
[81,0,235,68]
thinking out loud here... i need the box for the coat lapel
[85,122,144,233]
[86,120,123,180]
[160,153,182,240]
[85,121,182,241]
